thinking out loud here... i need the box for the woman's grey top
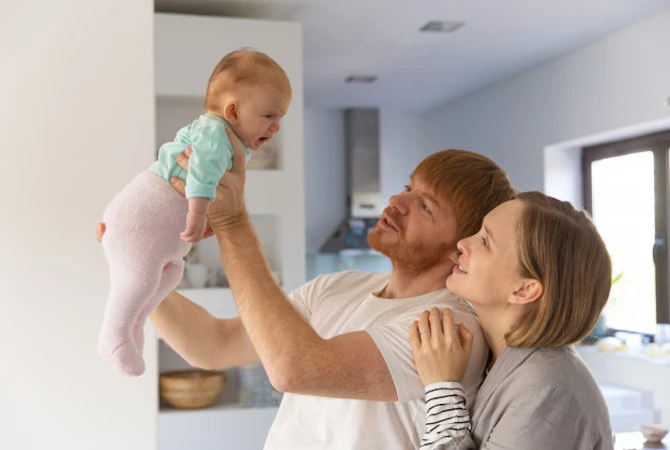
[421,346,614,450]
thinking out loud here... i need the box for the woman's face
[447,199,525,308]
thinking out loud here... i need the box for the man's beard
[368,216,453,275]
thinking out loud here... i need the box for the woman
[410,192,614,450]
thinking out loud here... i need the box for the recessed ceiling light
[345,75,378,84]
[419,20,465,33]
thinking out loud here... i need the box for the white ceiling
[155,0,670,112]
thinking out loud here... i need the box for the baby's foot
[133,325,145,358]
[99,329,145,376]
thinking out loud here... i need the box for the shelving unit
[158,404,279,450]
[153,12,304,450]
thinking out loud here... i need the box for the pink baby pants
[99,170,191,376]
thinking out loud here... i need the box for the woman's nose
[456,238,468,255]
[269,121,280,133]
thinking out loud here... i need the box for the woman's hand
[171,128,249,232]
[409,308,474,385]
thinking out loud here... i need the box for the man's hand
[171,129,249,233]
[95,222,105,244]
[95,223,110,265]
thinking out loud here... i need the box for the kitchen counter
[615,432,668,449]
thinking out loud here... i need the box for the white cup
[656,324,670,345]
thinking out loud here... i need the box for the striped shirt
[421,381,474,450]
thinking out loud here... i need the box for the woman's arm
[421,381,476,450]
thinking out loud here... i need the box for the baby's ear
[223,102,239,124]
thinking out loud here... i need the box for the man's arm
[171,134,398,401]
[149,290,260,370]
[95,222,254,369]
[215,221,398,400]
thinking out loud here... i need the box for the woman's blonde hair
[505,191,612,347]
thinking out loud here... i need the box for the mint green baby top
[149,114,251,201]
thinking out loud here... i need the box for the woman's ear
[223,102,239,124]
[510,279,543,305]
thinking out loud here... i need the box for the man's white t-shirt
[263,270,488,450]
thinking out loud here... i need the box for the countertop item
[159,370,226,409]
[640,425,669,443]
[615,431,669,449]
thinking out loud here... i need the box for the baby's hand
[181,197,210,243]
[181,212,208,242]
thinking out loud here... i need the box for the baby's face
[233,84,291,150]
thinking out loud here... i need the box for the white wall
[303,108,346,254]
[423,6,670,191]
[303,109,428,253]
[578,349,670,429]
[0,1,157,449]
[155,13,306,293]
[380,111,430,203]
[420,6,670,425]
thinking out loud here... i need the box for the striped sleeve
[420,381,476,450]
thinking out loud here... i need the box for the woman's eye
[481,236,489,248]
[421,202,431,214]
[403,185,410,192]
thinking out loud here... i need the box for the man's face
[368,176,459,273]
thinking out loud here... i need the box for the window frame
[581,130,670,336]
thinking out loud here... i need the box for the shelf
[158,401,278,450]
[160,399,278,416]
[155,14,302,99]
[153,13,303,450]
[176,287,238,319]
[244,171,293,215]
[156,288,238,341]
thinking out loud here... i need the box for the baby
[99,49,292,376]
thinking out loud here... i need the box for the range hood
[320,108,382,254]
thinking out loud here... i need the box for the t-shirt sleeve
[368,321,425,403]
[368,306,487,405]
[286,280,313,322]
[285,274,336,323]
[185,125,232,200]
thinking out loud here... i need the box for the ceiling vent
[419,20,465,33]
[345,75,378,84]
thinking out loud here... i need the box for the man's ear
[509,278,543,305]
[223,102,239,124]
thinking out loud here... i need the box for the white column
[0,1,157,449]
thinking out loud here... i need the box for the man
[98,128,515,449]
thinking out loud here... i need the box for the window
[582,130,670,336]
